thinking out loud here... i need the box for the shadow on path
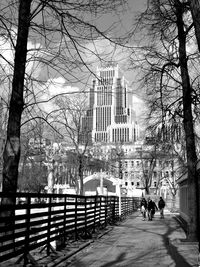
[162,220,193,267]
[66,214,195,267]
[100,252,126,267]
[127,215,193,267]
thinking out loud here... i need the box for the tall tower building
[82,64,139,144]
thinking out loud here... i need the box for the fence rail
[0,192,140,265]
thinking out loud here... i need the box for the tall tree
[2,0,32,206]
[0,0,128,204]
[174,0,199,241]
[131,0,199,240]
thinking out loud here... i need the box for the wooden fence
[0,192,140,265]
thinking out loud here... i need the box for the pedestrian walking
[158,196,165,219]
[147,198,158,221]
[151,199,158,218]
[140,197,147,221]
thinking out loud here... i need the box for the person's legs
[160,208,164,218]
[148,210,152,220]
[142,210,146,220]
[144,210,146,218]
[152,209,155,218]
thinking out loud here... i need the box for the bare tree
[18,120,47,193]
[51,93,92,195]
[139,149,157,195]
[131,0,199,240]
[0,0,129,206]
[109,142,124,180]
[145,119,187,204]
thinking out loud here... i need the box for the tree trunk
[171,194,176,212]
[175,0,199,241]
[78,156,84,195]
[1,0,32,204]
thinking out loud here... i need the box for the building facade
[82,65,140,145]
[121,149,178,196]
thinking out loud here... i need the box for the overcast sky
[0,0,148,114]
[94,0,147,83]
[38,0,148,113]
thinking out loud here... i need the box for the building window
[131,182,134,186]
[154,181,157,187]
[131,161,134,167]
[137,182,140,187]
[136,161,140,166]
[125,181,128,186]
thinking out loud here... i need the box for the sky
[96,0,147,34]
[28,0,148,112]
[89,0,147,97]
[0,0,148,119]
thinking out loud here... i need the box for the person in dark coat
[140,197,147,221]
[158,196,165,219]
[147,198,158,220]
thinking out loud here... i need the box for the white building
[83,64,140,145]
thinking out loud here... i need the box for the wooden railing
[0,192,140,264]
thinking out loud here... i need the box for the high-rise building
[82,64,139,145]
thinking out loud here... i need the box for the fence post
[132,197,134,212]
[47,196,52,255]
[105,196,108,228]
[63,196,67,244]
[128,198,131,214]
[74,196,78,240]
[93,196,97,233]
[84,196,87,238]
[124,197,126,216]
[119,186,122,218]
[24,195,31,265]
[99,196,102,228]
[112,196,115,224]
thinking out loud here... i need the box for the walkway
[59,210,199,267]
[2,210,199,267]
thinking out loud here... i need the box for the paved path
[2,210,199,267]
[58,211,199,267]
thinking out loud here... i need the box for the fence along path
[0,192,140,266]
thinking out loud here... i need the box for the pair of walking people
[140,196,165,221]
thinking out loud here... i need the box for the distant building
[82,64,140,145]
[121,148,179,198]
